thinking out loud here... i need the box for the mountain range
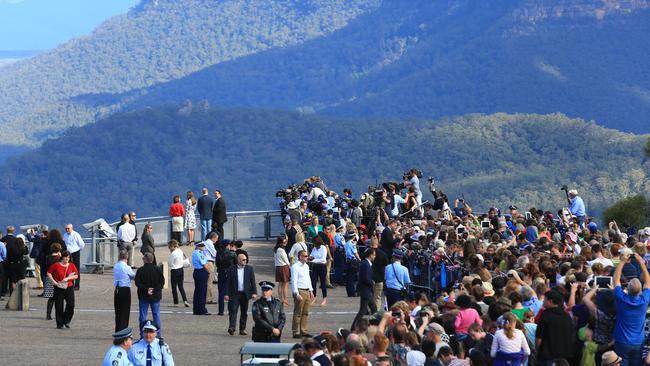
[0,0,649,228]
[1,0,650,146]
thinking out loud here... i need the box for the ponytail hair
[503,312,517,339]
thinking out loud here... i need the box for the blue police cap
[112,327,133,340]
[392,249,404,258]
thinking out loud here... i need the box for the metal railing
[82,210,284,273]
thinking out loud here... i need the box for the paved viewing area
[0,241,354,365]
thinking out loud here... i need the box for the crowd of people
[0,224,85,329]
[5,176,650,366]
[268,174,650,366]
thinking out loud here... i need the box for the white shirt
[274,247,290,267]
[588,257,614,268]
[237,266,245,292]
[307,187,325,202]
[168,248,184,270]
[310,246,327,264]
[63,230,85,253]
[490,329,530,357]
[291,261,313,295]
[117,222,136,243]
[288,241,308,262]
[203,239,216,261]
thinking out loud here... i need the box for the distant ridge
[0,107,647,228]
[2,1,650,146]
[0,0,380,145]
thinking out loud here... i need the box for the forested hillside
[0,107,647,228]
[102,0,650,134]
[0,0,380,145]
[2,0,650,146]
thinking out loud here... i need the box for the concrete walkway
[0,241,359,365]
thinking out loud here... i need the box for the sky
[0,0,139,50]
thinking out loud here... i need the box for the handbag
[56,264,70,289]
[182,254,191,268]
[391,263,408,298]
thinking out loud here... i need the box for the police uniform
[251,281,286,342]
[128,321,175,366]
[102,327,134,366]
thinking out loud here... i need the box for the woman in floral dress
[185,191,197,245]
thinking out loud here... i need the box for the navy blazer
[197,195,214,219]
[356,259,374,299]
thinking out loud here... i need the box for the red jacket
[169,202,185,217]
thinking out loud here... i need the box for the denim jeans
[615,342,643,366]
[200,219,211,241]
[138,299,161,338]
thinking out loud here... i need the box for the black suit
[212,197,227,239]
[352,259,376,329]
[380,227,394,255]
[226,265,256,331]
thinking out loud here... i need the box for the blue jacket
[197,195,214,219]
[356,259,374,299]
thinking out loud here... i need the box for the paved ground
[0,241,358,365]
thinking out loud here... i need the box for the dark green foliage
[645,138,650,158]
[72,0,650,137]
[603,195,650,229]
[3,0,650,146]
[0,108,647,229]
[0,0,379,145]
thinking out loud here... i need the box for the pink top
[454,308,482,334]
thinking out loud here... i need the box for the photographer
[568,189,587,227]
[403,169,422,207]
[387,185,405,219]
[453,197,473,217]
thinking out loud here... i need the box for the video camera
[403,168,423,180]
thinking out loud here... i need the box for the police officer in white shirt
[128,320,174,366]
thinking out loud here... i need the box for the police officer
[251,281,286,342]
[128,320,175,366]
[102,327,134,366]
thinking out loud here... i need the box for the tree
[645,137,650,158]
[603,195,650,229]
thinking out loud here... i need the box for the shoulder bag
[56,264,70,289]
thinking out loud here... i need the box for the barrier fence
[81,210,284,273]
[21,210,463,297]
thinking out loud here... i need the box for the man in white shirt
[588,244,614,268]
[202,232,218,304]
[290,250,314,338]
[307,186,325,203]
[116,219,136,267]
[225,254,257,335]
[64,224,85,290]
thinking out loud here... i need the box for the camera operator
[567,189,587,227]
[386,185,405,219]
[306,184,326,205]
[403,169,422,207]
